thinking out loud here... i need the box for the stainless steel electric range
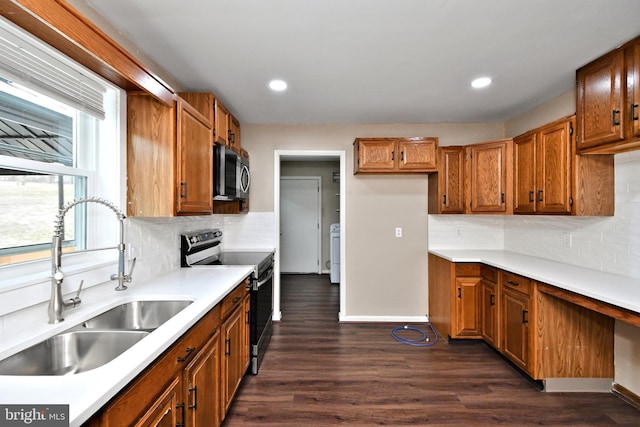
[180,229,274,375]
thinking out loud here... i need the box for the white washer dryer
[329,223,340,284]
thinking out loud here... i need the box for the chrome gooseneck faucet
[49,197,136,324]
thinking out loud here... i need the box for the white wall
[242,123,504,321]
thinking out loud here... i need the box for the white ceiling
[84,0,640,125]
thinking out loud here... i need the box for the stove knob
[190,236,198,244]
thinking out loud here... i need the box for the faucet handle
[67,280,83,308]
[126,257,137,282]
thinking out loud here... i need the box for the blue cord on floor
[391,324,438,347]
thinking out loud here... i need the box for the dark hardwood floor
[223,274,640,426]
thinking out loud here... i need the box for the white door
[280,177,321,273]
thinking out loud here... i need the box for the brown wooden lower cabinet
[480,265,499,349]
[428,254,615,383]
[428,254,481,339]
[88,280,250,427]
[183,331,221,427]
[501,282,531,373]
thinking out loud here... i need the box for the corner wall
[242,123,504,320]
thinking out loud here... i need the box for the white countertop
[429,249,640,315]
[0,265,254,427]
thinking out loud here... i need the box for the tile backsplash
[0,212,276,334]
[429,151,640,280]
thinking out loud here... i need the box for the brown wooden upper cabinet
[428,146,465,214]
[353,137,438,174]
[577,35,640,154]
[513,115,614,216]
[229,115,241,152]
[514,117,572,214]
[127,92,213,217]
[214,98,231,147]
[467,139,513,214]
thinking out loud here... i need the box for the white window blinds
[0,17,106,120]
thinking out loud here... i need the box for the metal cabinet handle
[176,403,185,427]
[177,347,195,362]
[632,104,639,121]
[612,109,621,126]
[522,310,529,324]
[188,385,198,409]
[225,338,231,356]
[180,182,187,199]
[457,287,461,299]
[391,150,394,161]
[490,294,495,306]
[401,151,405,163]
[501,192,505,203]
[442,194,447,205]
[506,280,520,287]
[529,191,534,203]
[537,190,543,202]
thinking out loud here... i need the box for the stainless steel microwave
[214,145,250,201]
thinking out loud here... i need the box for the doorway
[273,150,346,322]
[280,176,322,273]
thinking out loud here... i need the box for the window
[0,17,123,268]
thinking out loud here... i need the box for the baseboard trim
[612,383,640,410]
[338,314,429,323]
[543,378,613,392]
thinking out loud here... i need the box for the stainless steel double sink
[0,300,192,376]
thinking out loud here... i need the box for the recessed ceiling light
[471,77,492,88]
[269,79,287,91]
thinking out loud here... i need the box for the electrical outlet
[562,232,572,248]
[395,227,402,238]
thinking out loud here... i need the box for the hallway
[223,274,639,426]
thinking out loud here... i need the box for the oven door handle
[255,267,274,289]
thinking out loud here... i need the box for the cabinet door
[354,138,396,172]
[480,279,499,348]
[513,132,536,214]
[453,277,480,337]
[184,332,221,427]
[437,147,465,213]
[126,94,176,217]
[222,306,244,417]
[577,48,625,149]
[229,115,241,152]
[214,99,230,146]
[469,140,509,213]
[536,118,572,214]
[397,138,437,172]
[134,375,182,427]
[501,288,530,372]
[630,40,640,139]
[176,100,213,215]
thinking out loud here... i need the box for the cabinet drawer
[501,271,532,295]
[481,265,498,282]
[455,263,481,277]
[221,282,248,320]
